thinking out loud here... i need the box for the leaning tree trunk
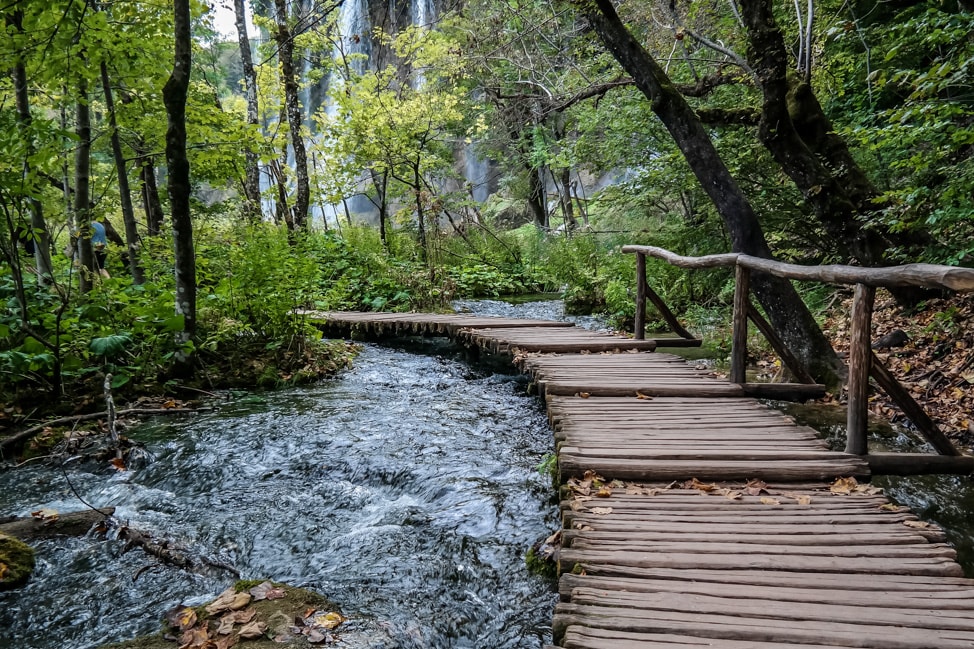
[582,0,842,384]
[75,78,95,294]
[163,0,197,377]
[234,0,262,222]
[100,62,144,284]
[736,0,888,267]
[8,9,53,283]
[273,0,310,229]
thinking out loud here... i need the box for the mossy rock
[0,532,35,590]
[100,582,341,649]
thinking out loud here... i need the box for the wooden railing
[623,245,974,476]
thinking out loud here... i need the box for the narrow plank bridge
[310,305,974,649]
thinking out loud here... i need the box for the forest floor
[810,290,973,449]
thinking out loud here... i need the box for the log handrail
[621,245,974,292]
[623,244,971,467]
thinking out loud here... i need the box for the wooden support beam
[869,353,960,456]
[729,265,750,385]
[746,303,817,385]
[635,252,646,340]
[740,383,827,401]
[644,284,697,341]
[865,453,974,476]
[846,283,875,455]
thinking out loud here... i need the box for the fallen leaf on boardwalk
[30,508,59,522]
[722,490,743,500]
[793,495,812,505]
[312,612,346,630]
[238,620,267,639]
[610,480,626,488]
[110,457,127,471]
[595,486,612,498]
[635,392,653,400]
[589,507,613,515]
[830,477,858,494]
[574,524,594,531]
[685,478,717,493]
[855,484,884,495]
[744,479,768,496]
[759,497,781,506]
[904,520,931,529]
[250,580,286,601]
[881,503,906,512]
[576,392,590,398]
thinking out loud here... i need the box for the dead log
[0,507,115,541]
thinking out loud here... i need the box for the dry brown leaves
[824,291,974,446]
[830,476,883,495]
[167,582,345,647]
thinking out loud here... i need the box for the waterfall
[412,0,435,28]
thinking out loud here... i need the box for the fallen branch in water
[111,519,240,579]
[0,407,206,458]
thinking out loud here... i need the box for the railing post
[846,283,875,455]
[730,264,749,384]
[635,252,646,340]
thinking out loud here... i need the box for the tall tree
[273,0,310,228]
[735,0,890,267]
[234,0,262,221]
[6,8,53,283]
[100,61,144,284]
[579,0,842,383]
[75,77,95,294]
[163,0,196,375]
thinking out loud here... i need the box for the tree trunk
[370,168,389,250]
[234,0,262,221]
[559,166,577,230]
[274,0,310,229]
[163,0,196,376]
[75,79,94,294]
[8,9,53,284]
[527,165,548,229]
[413,164,428,264]
[139,154,165,236]
[736,0,888,266]
[100,62,144,284]
[581,0,842,384]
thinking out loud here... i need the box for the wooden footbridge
[307,248,974,649]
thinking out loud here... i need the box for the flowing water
[0,341,558,648]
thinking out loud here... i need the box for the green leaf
[90,333,133,358]
[111,373,131,389]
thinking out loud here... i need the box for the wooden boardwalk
[308,311,974,649]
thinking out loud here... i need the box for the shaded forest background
[1,0,972,416]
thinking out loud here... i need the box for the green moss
[525,546,558,581]
[0,533,35,590]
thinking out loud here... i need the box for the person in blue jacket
[90,221,110,278]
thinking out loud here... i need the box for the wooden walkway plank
[303,311,974,649]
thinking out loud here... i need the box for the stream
[0,336,558,648]
[3,298,974,648]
